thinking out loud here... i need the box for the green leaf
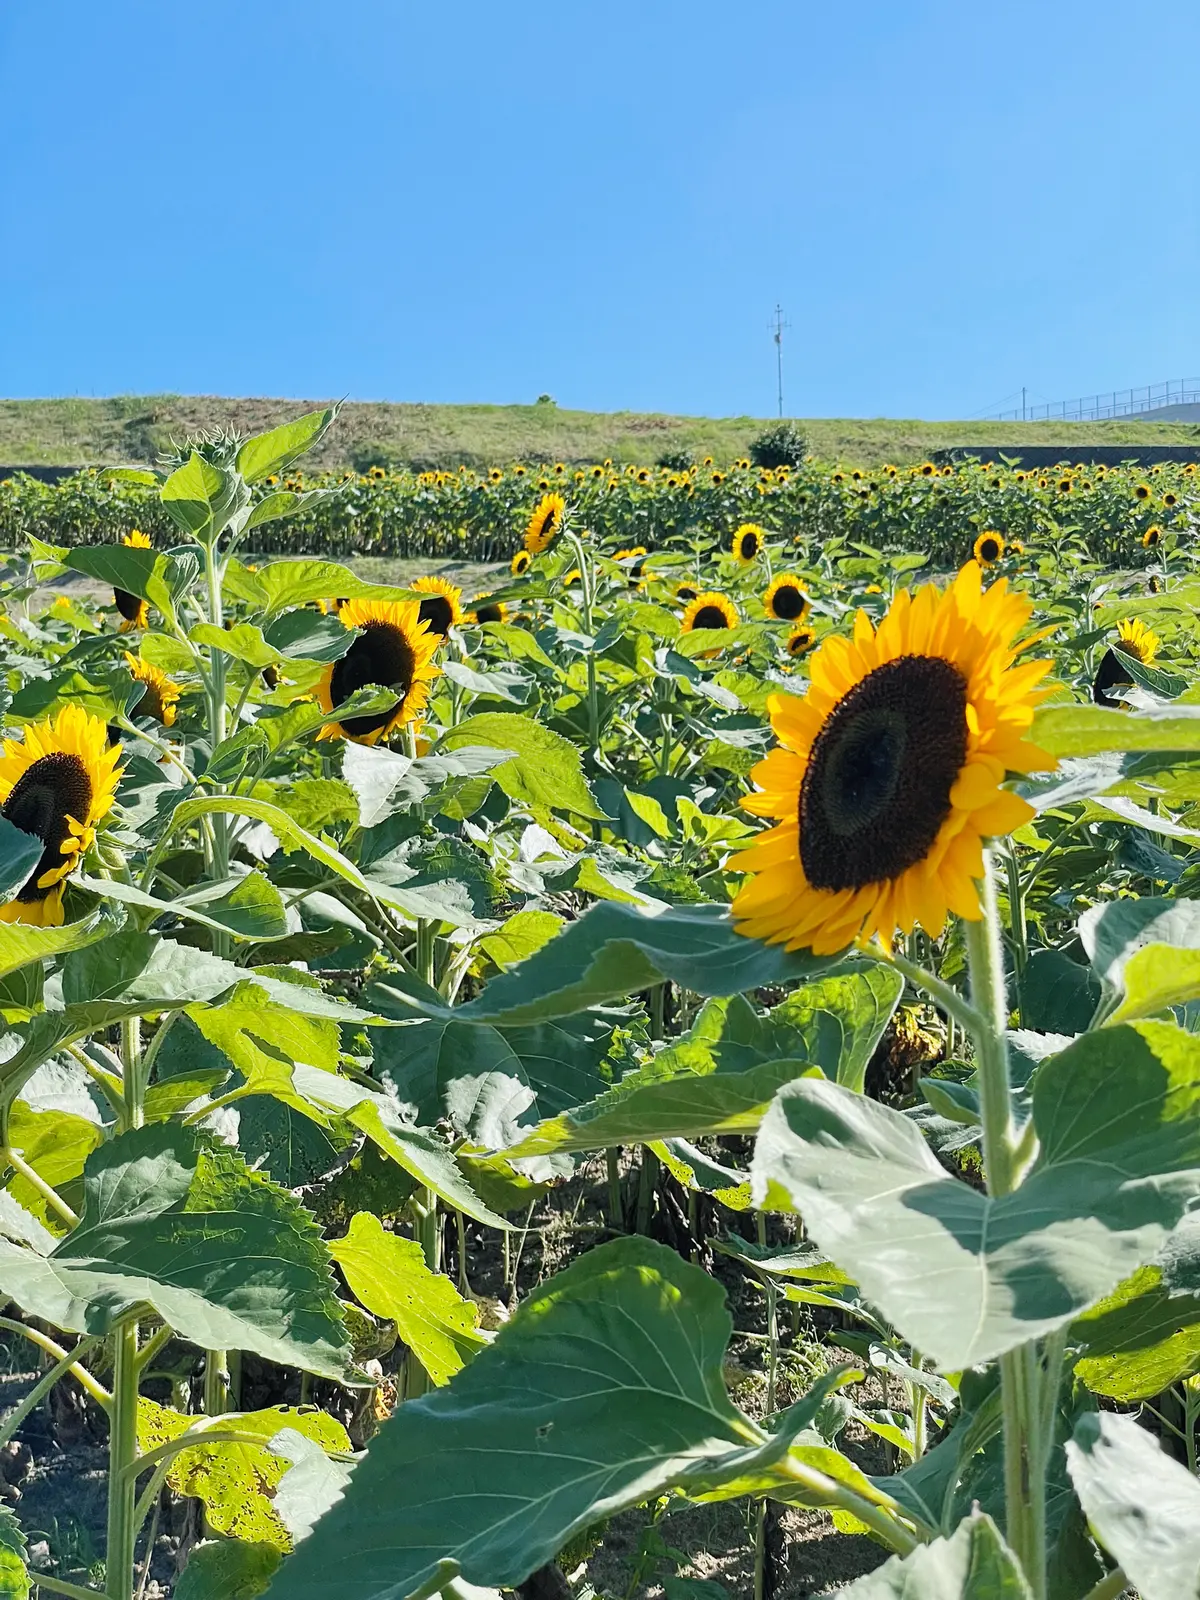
[0,1124,352,1378]
[174,1539,281,1600]
[0,909,110,983]
[751,1021,1200,1368]
[1033,702,1200,757]
[162,451,227,536]
[1017,947,1100,1033]
[508,1058,819,1158]
[263,1237,887,1600]
[161,795,373,900]
[190,621,279,670]
[328,1213,486,1384]
[228,559,417,617]
[1111,946,1200,1024]
[1081,897,1200,1022]
[833,1511,1031,1598]
[236,408,339,484]
[449,903,838,1027]
[77,872,289,943]
[0,819,43,907]
[0,1505,28,1600]
[6,1100,101,1234]
[139,1396,349,1549]
[1073,1262,1200,1401]
[343,743,510,827]
[64,542,184,621]
[477,910,565,971]
[263,610,354,664]
[245,487,334,531]
[1066,1410,1200,1599]
[438,713,606,820]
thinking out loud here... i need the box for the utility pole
[1021,386,1027,422]
[770,304,790,417]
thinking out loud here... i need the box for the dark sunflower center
[417,594,453,637]
[693,604,729,630]
[740,534,757,558]
[475,602,503,624]
[114,587,143,622]
[3,752,92,903]
[799,654,968,892]
[978,538,1000,562]
[535,510,556,541]
[134,682,165,723]
[329,621,416,736]
[771,584,806,620]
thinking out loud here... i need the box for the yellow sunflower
[114,530,152,630]
[511,550,531,577]
[731,523,764,564]
[680,592,739,632]
[0,706,123,926]
[469,595,508,625]
[730,562,1054,955]
[410,575,463,638]
[1115,617,1160,665]
[763,574,809,623]
[1143,525,1163,548]
[614,546,648,586]
[124,654,180,728]
[524,493,565,555]
[973,531,1004,566]
[675,582,700,604]
[785,625,816,657]
[1135,483,1152,501]
[316,598,441,746]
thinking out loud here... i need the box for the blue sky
[1,0,1196,420]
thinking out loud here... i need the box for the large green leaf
[174,1539,281,1600]
[0,1124,352,1378]
[342,742,509,828]
[438,713,606,820]
[265,1238,890,1600]
[64,542,189,619]
[1033,702,1200,757]
[1066,1411,1200,1599]
[510,1059,818,1158]
[0,819,43,908]
[0,909,111,983]
[833,1511,1030,1598]
[751,1021,1200,1368]
[328,1212,486,1385]
[77,872,288,943]
[1073,1263,1200,1401]
[0,1505,28,1600]
[444,903,836,1027]
[236,408,339,484]
[1080,897,1200,1023]
[223,559,419,617]
[162,452,228,537]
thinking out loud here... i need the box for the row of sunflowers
[1,446,1196,567]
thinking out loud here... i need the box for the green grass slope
[2,394,1198,471]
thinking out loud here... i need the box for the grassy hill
[2,394,1198,471]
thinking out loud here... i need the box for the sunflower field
[2,406,1200,1600]
[1,447,1196,571]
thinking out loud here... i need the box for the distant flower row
[1,453,1195,565]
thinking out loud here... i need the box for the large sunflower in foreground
[410,575,463,639]
[124,653,181,727]
[317,598,441,745]
[524,493,565,555]
[730,562,1054,954]
[0,706,123,925]
[114,530,151,630]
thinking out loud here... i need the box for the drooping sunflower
[511,550,531,577]
[316,599,441,745]
[785,625,816,657]
[114,530,151,630]
[614,546,648,586]
[0,706,123,926]
[763,574,809,622]
[470,595,508,625]
[1143,525,1163,549]
[1093,617,1161,707]
[731,523,764,564]
[524,493,565,555]
[730,561,1054,955]
[973,531,1004,566]
[410,575,463,639]
[124,653,180,727]
[681,592,739,632]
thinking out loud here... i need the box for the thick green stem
[121,1017,143,1132]
[203,1349,229,1417]
[105,1322,140,1600]
[405,1189,440,1398]
[964,853,1042,1595]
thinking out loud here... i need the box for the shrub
[750,421,808,470]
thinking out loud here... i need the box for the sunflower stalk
[105,1319,141,1600]
[963,851,1045,1596]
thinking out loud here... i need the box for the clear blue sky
[1,0,1196,421]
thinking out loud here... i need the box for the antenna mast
[770,304,790,417]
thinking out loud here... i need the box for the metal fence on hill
[994,378,1200,423]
